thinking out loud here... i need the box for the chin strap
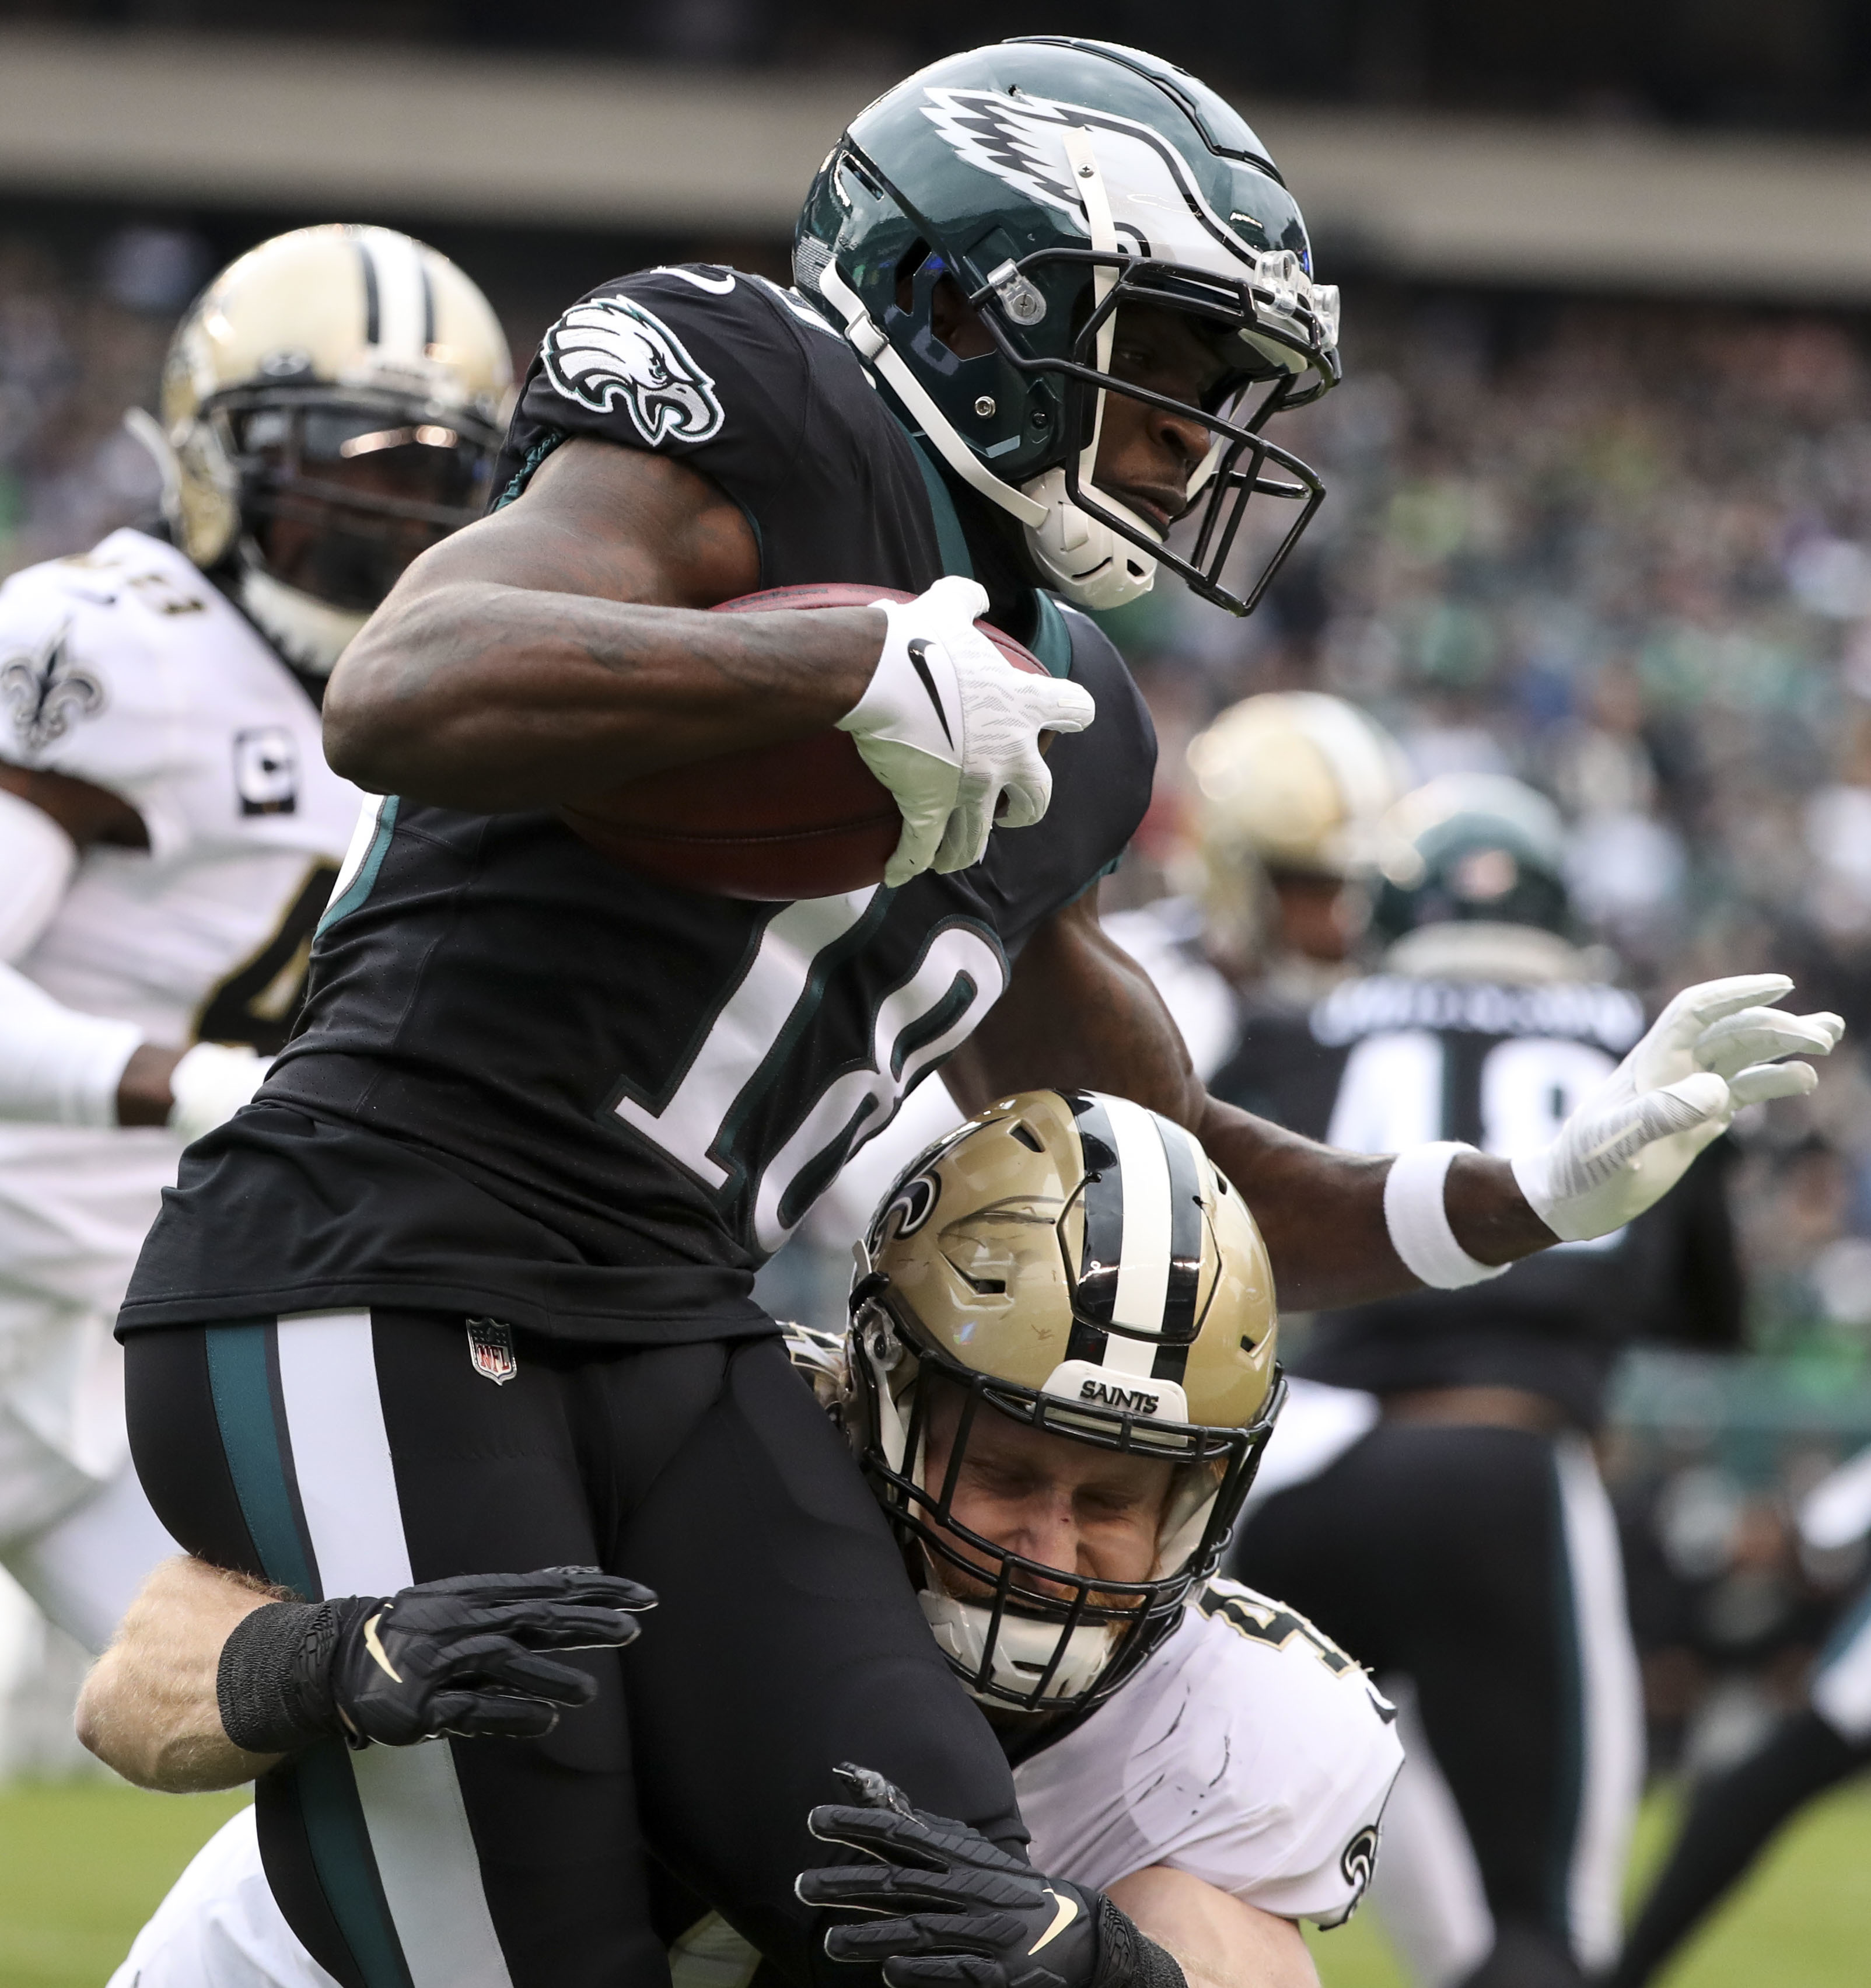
[815,261,1047,533]
[1061,126,1120,490]
[237,563,369,679]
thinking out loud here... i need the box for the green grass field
[2,1776,1867,1988]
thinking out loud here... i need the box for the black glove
[218,1566,655,1753]
[796,1765,1185,1988]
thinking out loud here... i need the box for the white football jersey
[0,528,359,1340]
[1016,1577,1401,1927]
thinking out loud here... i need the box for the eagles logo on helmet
[793,39,1341,616]
[844,1088,1284,1713]
[138,223,513,678]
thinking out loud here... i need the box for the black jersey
[1211,967,1743,1426]
[121,267,1156,1344]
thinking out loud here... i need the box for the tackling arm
[1104,1868,1319,1988]
[76,1556,284,1793]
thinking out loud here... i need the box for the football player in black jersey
[111,40,1840,1988]
[1223,775,1767,1988]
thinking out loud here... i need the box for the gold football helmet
[148,223,512,675]
[1185,691,1408,967]
[847,1088,1281,1713]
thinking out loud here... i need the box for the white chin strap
[813,125,1160,613]
[237,563,370,679]
[919,1587,1115,1706]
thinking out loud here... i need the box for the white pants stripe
[1811,1586,1871,1739]
[275,1310,513,1988]
[1555,1434,1644,1972]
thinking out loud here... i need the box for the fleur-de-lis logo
[0,621,106,754]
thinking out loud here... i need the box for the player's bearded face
[918,1381,1175,1605]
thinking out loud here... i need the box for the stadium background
[4,5,1871,1982]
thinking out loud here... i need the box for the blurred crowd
[5,219,1871,1777]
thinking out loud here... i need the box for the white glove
[167,1042,267,1147]
[1512,973,1843,1242]
[837,577,1096,888]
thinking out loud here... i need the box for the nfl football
[557,582,1051,900]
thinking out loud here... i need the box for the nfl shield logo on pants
[466,1317,518,1385]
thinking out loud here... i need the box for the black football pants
[126,1309,1024,1988]
[1230,1422,1642,1988]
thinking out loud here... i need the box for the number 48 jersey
[1211,960,1744,1426]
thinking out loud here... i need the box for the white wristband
[167,1041,266,1146]
[1384,1142,1514,1291]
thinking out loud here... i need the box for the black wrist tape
[1092,1893,1188,1988]
[216,1596,369,1756]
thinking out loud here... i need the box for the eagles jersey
[110,1575,1401,1988]
[0,530,355,1355]
[1211,966,1743,1426]
[121,270,1156,1344]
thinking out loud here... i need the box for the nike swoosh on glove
[332,1567,656,1745]
[796,1764,1185,1988]
[1512,973,1844,1242]
[837,577,1096,888]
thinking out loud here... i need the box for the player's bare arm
[323,440,883,808]
[77,1556,284,1792]
[943,891,1841,1309]
[79,1552,653,1793]
[940,891,1546,1307]
[1105,1868,1320,1988]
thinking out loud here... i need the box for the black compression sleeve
[216,1598,373,1755]
[1092,1892,1188,1988]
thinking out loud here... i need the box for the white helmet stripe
[1101,1095,1173,1363]
[356,227,429,363]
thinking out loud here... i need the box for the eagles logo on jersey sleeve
[540,295,725,446]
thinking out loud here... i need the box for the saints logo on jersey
[1340,1824,1379,1895]
[541,296,725,447]
[1,621,105,753]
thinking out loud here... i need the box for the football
[557,582,1051,900]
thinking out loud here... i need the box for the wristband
[1384,1142,1513,1291]
[216,1596,373,1755]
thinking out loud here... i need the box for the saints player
[0,224,509,1653]
[1223,775,1775,1988]
[96,1092,1400,1988]
[111,37,1835,1988]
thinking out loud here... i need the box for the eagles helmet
[1372,773,1573,944]
[847,1088,1281,1714]
[794,39,1340,615]
[1187,691,1407,957]
[147,225,512,676]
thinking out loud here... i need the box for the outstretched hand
[1512,974,1844,1243]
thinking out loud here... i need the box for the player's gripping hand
[1512,974,1844,1243]
[838,578,1096,888]
[797,1763,1185,1988]
[216,1566,655,1755]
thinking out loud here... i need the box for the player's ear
[926,277,995,360]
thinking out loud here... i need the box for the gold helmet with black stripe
[148,223,512,677]
[847,1088,1281,1713]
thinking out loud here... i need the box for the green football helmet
[794,37,1341,616]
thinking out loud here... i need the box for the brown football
[557,582,1051,900]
